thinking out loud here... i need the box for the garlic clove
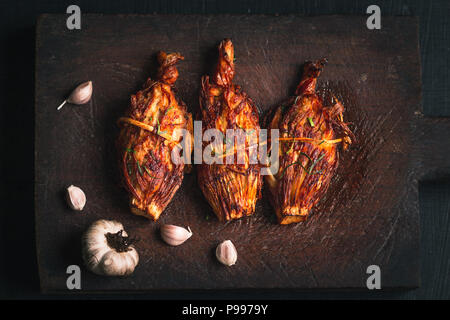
[66,185,86,211]
[57,81,93,110]
[216,240,237,266]
[160,224,193,246]
[68,81,93,104]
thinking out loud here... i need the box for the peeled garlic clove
[57,81,93,110]
[160,224,192,246]
[66,185,86,211]
[216,240,237,266]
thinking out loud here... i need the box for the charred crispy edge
[295,58,328,96]
[214,38,235,87]
[278,214,307,225]
[130,202,163,221]
[131,206,158,221]
[267,181,308,225]
[328,99,356,146]
[157,51,184,85]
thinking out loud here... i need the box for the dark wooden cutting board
[35,14,449,293]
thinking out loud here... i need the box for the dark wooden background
[0,0,449,300]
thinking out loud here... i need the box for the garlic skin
[57,81,93,110]
[82,220,139,276]
[160,224,193,246]
[66,185,86,211]
[68,81,93,104]
[216,240,237,266]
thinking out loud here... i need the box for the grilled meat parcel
[198,39,262,222]
[266,59,354,225]
[117,52,193,221]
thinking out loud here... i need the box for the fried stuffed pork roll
[265,59,354,224]
[197,39,262,221]
[117,52,193,220]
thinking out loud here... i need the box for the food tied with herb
[113,43,353,226]
[117,51,193,221]
[265,59,355,224]
[54,40,360,280]
[197,39,263,222]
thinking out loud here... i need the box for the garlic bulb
[160,224,192,246]
[57,81,93,110]
[66,185,86,211]
[216,240,237,266]
[82,220,139,276]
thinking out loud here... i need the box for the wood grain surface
[34,14,435,292]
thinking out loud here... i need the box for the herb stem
[279,153,325,178]
[308,154,325,174]
[165,105,174,115]
[136,160,143,176]
[279,161,309,179]
[143,165,159,179]
[286,142,294,154]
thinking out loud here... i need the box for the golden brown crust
[198,39,262,221]
[117,52,192,220]
[266,59,355,224]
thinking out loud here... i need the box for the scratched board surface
[35,14,427,292]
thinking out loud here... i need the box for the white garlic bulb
[66,185,86,211]
[216,240,237,266]
[57,81,93,110]
[160,224,193,246]
[82,220,139,276]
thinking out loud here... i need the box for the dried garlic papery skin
[66,185,86,211]
[57,81,93,110]
[160,224,193,246]
[216,240,237,266]
[82,219,139,276]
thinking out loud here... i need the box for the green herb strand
[279,153,325,178]
[286,143,294,154]
[165,105,174,115]
[279,161,309,179]
[126,148,134,175]
[143,165,160,179]
[156,119,167,135]
[299,152,313,163]
[136,160,143,176]
[308,154,325,174]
